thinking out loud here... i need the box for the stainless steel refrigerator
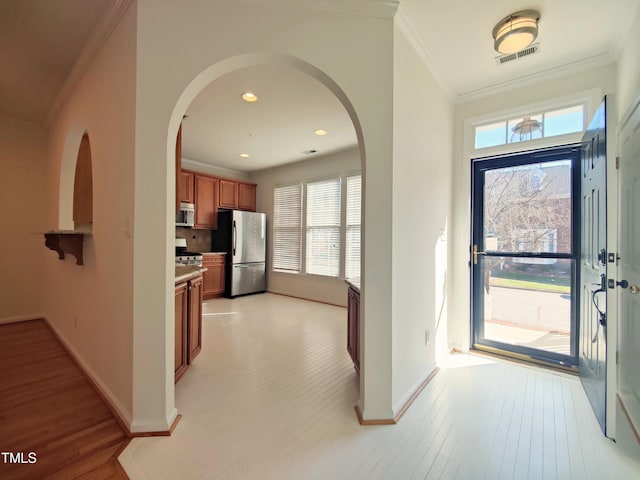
[212,210,266,298]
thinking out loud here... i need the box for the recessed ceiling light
[241,92,258,102]
[314,129,328,136]
[239,153,250,158]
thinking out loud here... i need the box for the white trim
[0,313,46,325]
[44,317,134,430]
[181,156,249,179]
[458,54,614,104]
[464,88,603,160]
[45,0,133,126]
[620,94,640,130]
[394,5,456,101]
[392,365,438,417]
[129,409,179,434]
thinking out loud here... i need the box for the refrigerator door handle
[232,220,237,257]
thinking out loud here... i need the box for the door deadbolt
[630,285,640,294]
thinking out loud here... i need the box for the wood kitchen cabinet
[202,254,226,299]
[188,275,203,363]
[218,179,238,209]
[175,274,204,383]
[347,284,360,374]
[238,182,257,211]
[194,174,218,229]
[174,281,189,383]
[218,178,257,211]
[178,170,194,204]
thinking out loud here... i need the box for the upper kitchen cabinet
[194,174,218,229]
[238,183,257,211]
[218,178,257,211]
[178,170,194,204]
[218,178,238,209]
[175,124,182,213]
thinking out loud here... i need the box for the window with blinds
[345,175,361,281]
[273,183,302,273]
[305,178,341,277]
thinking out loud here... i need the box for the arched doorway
[167,52,367,412]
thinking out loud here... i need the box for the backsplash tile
[176,227,212,252]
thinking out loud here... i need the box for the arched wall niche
[59,127,93,231]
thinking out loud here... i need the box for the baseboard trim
[618,393,640,445]
[131,414,182,437]
[0,313,47,325]
[42,318,134,437]
[355,367,440,426]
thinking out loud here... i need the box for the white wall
[0,118,47,323]
[449,64,617,353]
[133,0,394,424]
[391,24,453,411]
[617,7,640,119]
[43,3,137,426]
[250,148,360,307]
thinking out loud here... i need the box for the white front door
[618,100,640,437]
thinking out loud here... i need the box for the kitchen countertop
[200,252,226,256]
[175,265,207,283]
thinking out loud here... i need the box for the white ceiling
[399,0,638,99]
[2,0,637,171]
[182,65,356,172]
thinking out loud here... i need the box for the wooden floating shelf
[44,231,87,265]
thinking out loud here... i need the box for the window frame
[271,172,361,280]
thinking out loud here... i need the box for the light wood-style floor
[120,293,640,479]
[0,320,129,480]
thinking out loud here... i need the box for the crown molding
[456,53,616,105]
[394,5,456,101]
[230,0,399,19]
[45,0,133,127]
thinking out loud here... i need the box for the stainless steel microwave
[176,202,195,227]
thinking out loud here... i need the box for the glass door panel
[472,148,580,366]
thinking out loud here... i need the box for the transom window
[475,104,584,149]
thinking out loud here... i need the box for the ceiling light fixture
[241,92,258,102]
[239,153,250,158]
[492,10,540,55]
[314,129,328,136]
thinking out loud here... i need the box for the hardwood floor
[120,293,640,479]
[0,320,129,480]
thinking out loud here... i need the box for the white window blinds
[306,178,341,277]
[273,183,302,273]
[345,175,361,281]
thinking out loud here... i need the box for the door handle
[473,245,487,265]
[232,220,237,256]
[630,285,640,294]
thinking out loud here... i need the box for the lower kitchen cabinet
[202,254,225,299]
[188,275,203,363]
[174,282,189,383]
[347,284,360,374]
[175,274,203,383]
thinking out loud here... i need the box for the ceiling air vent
[495,43,540,65]
[302,149,318,155]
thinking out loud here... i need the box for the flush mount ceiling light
[492,10,540,55]
[314,129,328,136]
[241,92,258,102]
[239,153,250,158]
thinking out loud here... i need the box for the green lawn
[490,277,571,294]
